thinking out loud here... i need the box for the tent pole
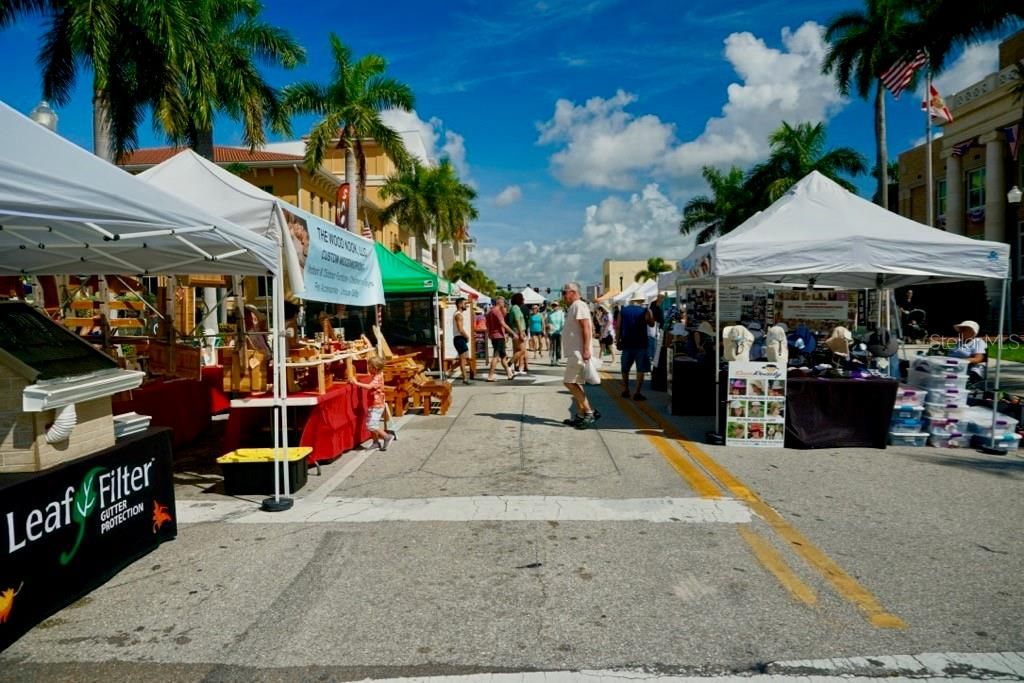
[982,277,1008,454]
[713,276,721,442]
[262,260,293,511]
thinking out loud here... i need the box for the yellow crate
[217,447,312,464]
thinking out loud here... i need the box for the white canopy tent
[138,149,384,306]
[614,279,658,305]
[454,279,492,305]
[0,102,277,277]
[520,286,545,305]
[0,101,301,508]
[668,171,1011,448]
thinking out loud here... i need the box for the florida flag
[922,84,953,123]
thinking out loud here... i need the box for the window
[966,167,985,210]
[936,179,947,218]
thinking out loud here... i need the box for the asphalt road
[1,359,1022,682]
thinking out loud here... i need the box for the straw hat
[693,321,715,337]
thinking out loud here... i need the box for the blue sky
[0,1,1014,290]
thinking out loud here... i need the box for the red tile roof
[118,145,304,166]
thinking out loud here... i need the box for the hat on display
[824,326,853,357]
[694,321,715,337]
[954,320,979,335]
[866,327,899,357]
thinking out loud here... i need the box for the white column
[217,287,228,325]
[203,287,219,365]
[982,131,1006,244]
[944,150,964,234]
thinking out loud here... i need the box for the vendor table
[201,366,231,414]
[113,377,211,447]
[785,377,898,449]
[223,381,372,464]
[0,428,177,652]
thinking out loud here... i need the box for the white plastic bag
[584,354,603,385]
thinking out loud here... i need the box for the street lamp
[29,100,58,132]
[619,275,623,291]
[1009,186,1023,205]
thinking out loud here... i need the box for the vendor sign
[0,429,176,651]
[726,362,786,447]
[284,207,384,307]
[775,290,857,329]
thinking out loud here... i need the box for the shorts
[563,354,587,385]
[453,335,469,355]
[601,334,614,347]
[621,347,651,373]
[366,407,384,431]
[490,337,507,358]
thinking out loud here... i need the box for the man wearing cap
[561,281,599,429]
[616,291,654,400]
[950,320,988,383]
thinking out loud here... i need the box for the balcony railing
[949,64,1021,111]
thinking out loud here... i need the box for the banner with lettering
[725,362,787,447]
[0,429,176,652]
[284,206,385,306]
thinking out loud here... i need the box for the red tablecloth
[201,366,231,414]
[113,378,211,448]
[223,382,372,464]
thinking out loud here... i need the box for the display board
[0,428,177,651]
[725,362,787,447]
[774,290,858,330]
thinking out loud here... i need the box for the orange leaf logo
[0,583,23,624]
[153,500,173,533]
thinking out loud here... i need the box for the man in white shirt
[950,320,988,382]
[561,281,599,429]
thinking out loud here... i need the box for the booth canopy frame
[376,243,453,294]
[520,287,545,305]
[665,171,1011,448]
[454,279,492,305]
[0,102,278,277]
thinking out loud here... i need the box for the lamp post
[29,100,58,132]
[619,275,623,291]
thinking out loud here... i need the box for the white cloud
[494,185,523,207]
[931,40,1001,96]
[536,90,676,189]
[475,184,693,288]
[378,109,471,179]
[535,22,845,191]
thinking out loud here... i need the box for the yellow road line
[737,526,818,606]
[597,379,722,499]
[631,399,907,629]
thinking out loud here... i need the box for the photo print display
[725,361,787,448]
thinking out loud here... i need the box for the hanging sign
[725,361,787,447]
[284,207,384,307]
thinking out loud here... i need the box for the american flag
[951,139,975,157]
[1004,124,1020,161]
[880,50,927,99]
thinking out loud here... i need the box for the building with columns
[898,30,1024,314]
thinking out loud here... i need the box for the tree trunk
[875,81,888,210]
[194,128,215,161]
[435,228,443,278]
[93,89,113,163]
[345,146,358,234]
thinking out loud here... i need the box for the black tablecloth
[671,357,717,416]
[785,377,898,449]
[0,428,177,651]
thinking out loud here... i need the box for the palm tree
[427,158,478,277]
[9,0,206,161]
[871,160,901,206]
[823,0,913,210]
[155,0,305,161]
[748,121,867,203]
[379,159,433,255]
[634,257,673,282]
[907,1,1023,73]
[283,34,414,234]
[679,166,751,244]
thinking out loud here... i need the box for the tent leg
[262,268,294,512]
[707,277,724,445]
[980,277,1008,455]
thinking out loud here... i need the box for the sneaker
[380,433,396,451]
[620,389,630,398]
[633,392,647,401]
[562,414,584,427]
[575,413,597,430]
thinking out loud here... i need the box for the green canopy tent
[375,243,454,372]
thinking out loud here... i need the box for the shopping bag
[584,355,603,385]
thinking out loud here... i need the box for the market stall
[376,243,453,368]
[0,99,279,649]
[664,171,1010,448]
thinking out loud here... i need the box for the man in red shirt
[486,297,517,381]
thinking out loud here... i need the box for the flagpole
[925,66,934,228]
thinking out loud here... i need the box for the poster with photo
[726,361,787,448]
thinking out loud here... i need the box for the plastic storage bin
[888,430,928,447]
[924,417,961,435]
[911,357,969,376]
[963,407,1019,436]
[895,386,928,407]
[891,405,924,421]
[217,447,312,495]
[969,432,1021,451]
[929,432,966,448]
[925,388,970,406]
[924,402,968,420]
[909,369,970,391]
